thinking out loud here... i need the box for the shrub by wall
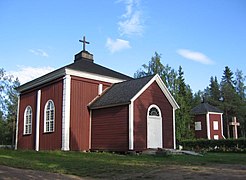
[179,138,246,152]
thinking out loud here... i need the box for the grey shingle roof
[89,75,155,109]
[17,55,132,92]
[66,59,132,80]
[191,102,223,114]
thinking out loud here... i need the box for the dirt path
[126,164,246,180]
[0,164,245,179]
[0,165,83,180]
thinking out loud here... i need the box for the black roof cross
[79,36,90,51]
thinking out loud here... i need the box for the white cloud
[106,38,131,53]
[9,66,55,84]
[118,0,144,36]
[177,49,214,65]
[29,49,49,57]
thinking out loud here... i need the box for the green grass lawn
[0,150,245,178]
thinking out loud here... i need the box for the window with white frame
[195,122,202,131]
[214,135,219,140]
[213,121,219,130]
[24,106,32,135]
[44,100,55,133]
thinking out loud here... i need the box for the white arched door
[147,105,163,148]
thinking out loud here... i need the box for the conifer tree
[208,76,221,106]
[220,66,239,137]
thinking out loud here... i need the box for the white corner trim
[206,113,211,139]
[220,114,226,139]
[173,108,176,149]
[65,68,125,84]
[15,95,20,150]
[89,110,92,149]
[98,84,103,95]
[131,74,179,110]
[35,90,41,151]
[61,75,71,151]
[129,102,134,150]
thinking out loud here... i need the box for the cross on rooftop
[229,117,240,139]
[79,36,90,51]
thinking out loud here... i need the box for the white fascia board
[207,112,223,115]
[155,75,179,110]
[65,68,126,84]
[17,68,66,93]
[131,74,179,110]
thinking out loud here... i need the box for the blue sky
[0,0,245,92]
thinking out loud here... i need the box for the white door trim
[147,104,163,149]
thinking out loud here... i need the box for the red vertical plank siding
[91,105,129,151]
[194,114,207,139]
[17,91,37,150]
[39,80,63,150]
[70,76,112,151]
[209,114,223,139]
[134,81,174,150]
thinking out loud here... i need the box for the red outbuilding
[16,48,179,152]
[191,102,225,140]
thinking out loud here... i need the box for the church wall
[91,105,129,151]
[134,81,174,151]
[194,114,207,139]
[17,91,37,150]
[70,76,112,151]
[39,80,63,150]
[209,113,223,139]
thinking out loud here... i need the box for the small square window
[195,122,201,131]
[214,135,219,140]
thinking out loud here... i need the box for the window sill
[43,131,55,134]
[23,133,32,136]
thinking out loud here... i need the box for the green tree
[5,77,20,148]
[134,52,164,78]
[234,69,246,137]
[220,66,239,138]
[175,66,194,141]
[134,52,178,94]
[0,68,20,146]
[207,76,221,106]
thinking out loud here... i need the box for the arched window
[149,107,160,116]
[24,106,32,135]
[44,100,55,133]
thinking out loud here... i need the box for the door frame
[147,104,163,148]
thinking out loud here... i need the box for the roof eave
[89,102,131,110]
[17,68,66,93]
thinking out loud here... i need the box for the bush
[179,138,246,152]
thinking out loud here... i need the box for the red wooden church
[15,42,179,152]
[191,102,225,140]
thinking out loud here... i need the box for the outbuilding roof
[191,102,223,114]
[89,75,154,109]
[89,74,179,110]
